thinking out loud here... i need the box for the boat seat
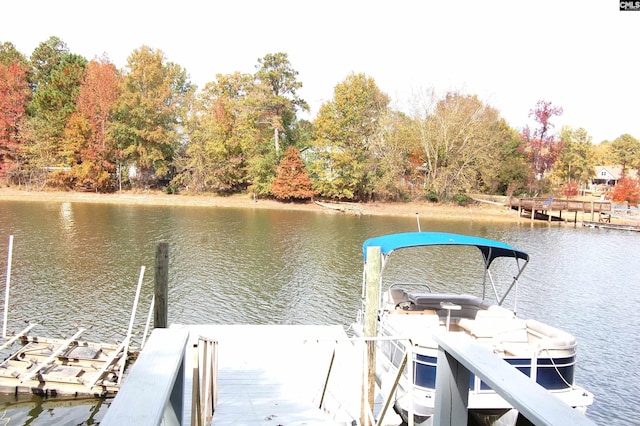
[459,306,528,342]
[526,319,576,350]
[386,287,409,305]
[406,293,491,319]
[500,320,577,357]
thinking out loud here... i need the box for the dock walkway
[178,324,363,425]
[102,324,402,425]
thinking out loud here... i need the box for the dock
[101,324,597,426]
[509,197,611,223]
[101,324,391,425]
[0,323,137,397]
[0,238,145,399]
[583,220,640,232]
[181,324,361,425]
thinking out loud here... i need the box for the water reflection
[0,200,638,424]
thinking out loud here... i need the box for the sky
[1,0,638,144]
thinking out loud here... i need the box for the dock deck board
[175,324,361,425]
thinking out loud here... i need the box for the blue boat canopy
[362,232,529,266]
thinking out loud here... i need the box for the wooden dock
[509,197,612,222]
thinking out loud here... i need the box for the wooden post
[3,235,14,338]
[530,200,535,221]
[362,246,381,425]
[154,242,169,329]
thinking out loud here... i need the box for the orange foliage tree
[0,62,30,178]
[69,56,121,191]
[271,146,314,200]
[611,176,640,206]
[561,181,579,197]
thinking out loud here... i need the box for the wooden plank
[41,365,84,382]
[364,245,381,422]
[19,328,85,382]
[85,338,128,388]
[0,323,38,351]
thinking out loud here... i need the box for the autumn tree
[0,42,28,66]
[176,72,255,192]
[520,100,563,187]
[591,140,615,166]
[29,36,69,90]
[248,53,308,196]
[366,109,419,201]
[110,46,193,188]
[410,90,509,200]
[0,47,30,180]
[310,73,390,200]
[609,134,640,174]
[611,176,640,205]
[554,127,594,187]
[271,146,314,200]
[65,56,121,191]
[22,38,87,187]
[253,53,308,155]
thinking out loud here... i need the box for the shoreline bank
[0,187,526,224]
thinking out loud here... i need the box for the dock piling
[154,242,169,329]
[3,235,14,338]
[363,246,381,425]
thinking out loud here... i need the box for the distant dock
[509,197,612,223]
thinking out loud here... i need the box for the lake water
[0,200,638,425]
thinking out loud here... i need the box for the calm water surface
[0,200,638,425]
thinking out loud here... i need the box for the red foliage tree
[520,100,563,180]
[561,181,579,197]
[271,146,315,200]
[71,56,121,190]
[611,176,640,206]
[0,62,30,178]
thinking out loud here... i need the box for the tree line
[1,36,639,203]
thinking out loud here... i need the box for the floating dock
[0,324,138,398]
[582,220,640,232]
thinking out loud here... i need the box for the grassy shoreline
[0,187,525,223]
